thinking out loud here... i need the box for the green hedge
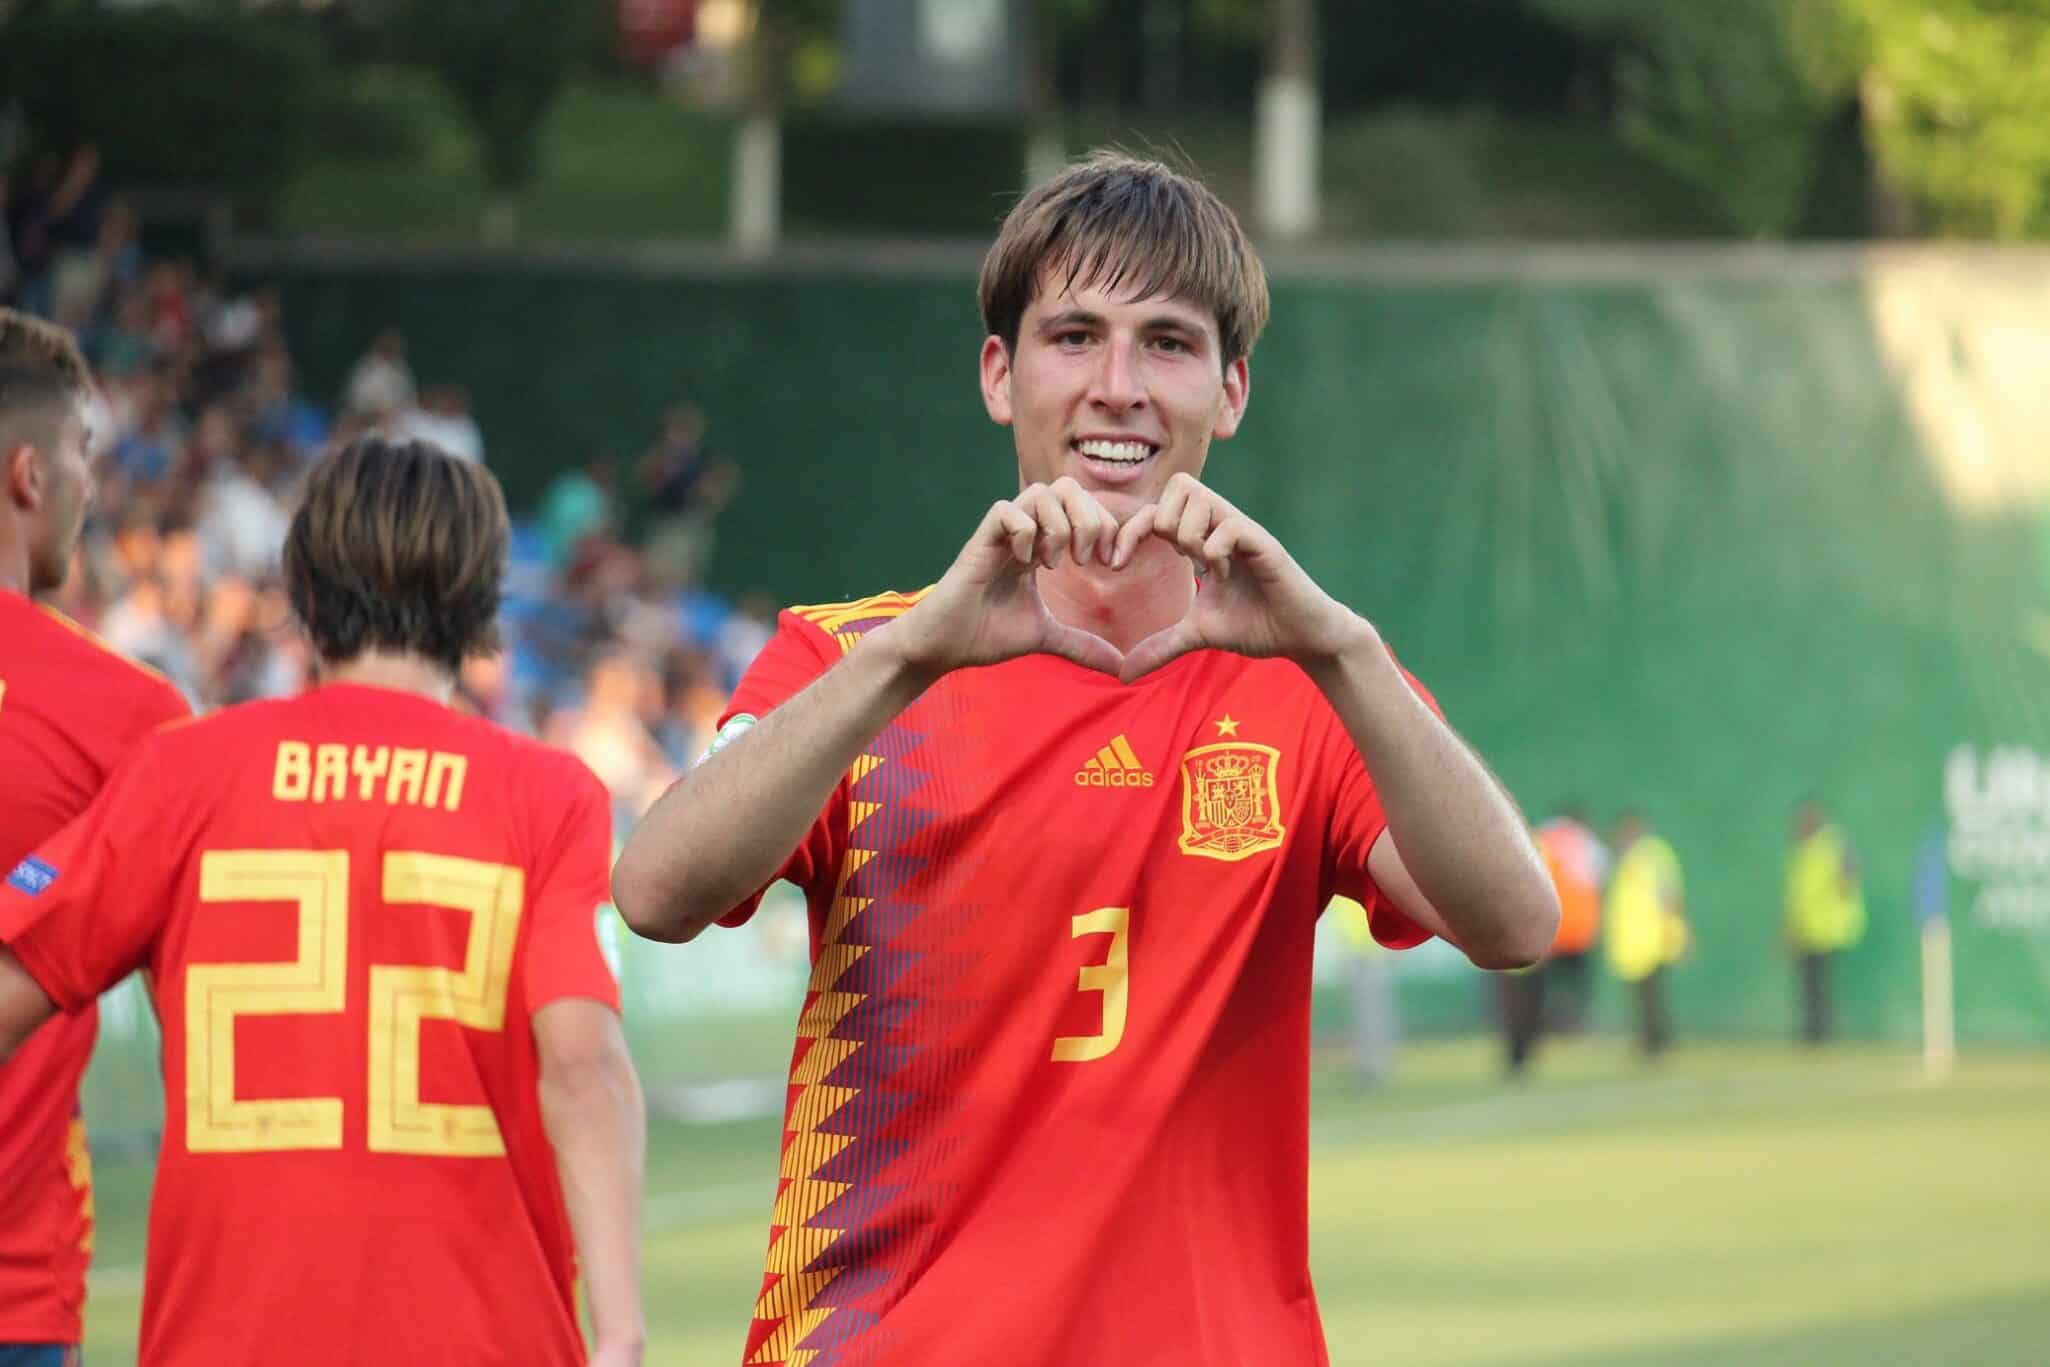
[783,117,1024,235]
[0,11,324,217]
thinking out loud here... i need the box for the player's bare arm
[0,945,56,1062]
[536,998,647,1366]
[1115,473,1559,968]
[613,479,1124,943]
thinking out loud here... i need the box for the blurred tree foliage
[1531,0,1861,237]
[399,0,609,194]
[1845,0,2050,238]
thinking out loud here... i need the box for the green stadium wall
[83,249,2050,1140]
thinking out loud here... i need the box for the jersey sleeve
[1323,660,1442,950]
[131,672,194,738]
[521,756,623,1013]
[710,610,849,928]
[0,741,179,1010]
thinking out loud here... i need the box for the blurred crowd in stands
[6,151,765,832]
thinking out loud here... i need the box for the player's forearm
[612,625,935,942]
[0,947,57,1062]
[540,1043,647,1360]
[1304,626,1558,968]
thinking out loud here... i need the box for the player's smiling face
[981,264,1249,518]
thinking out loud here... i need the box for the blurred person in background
[653,643,728,768]
[536,454,618,570]
[546,645,676,820]
[192,422,291,584]
[97,570,203,705]
[1497,960,1545,1077]
[615,152,1558,1365]
[342,326,416,421]
[713,589,778,691]
[91,285,156,377]
[398,384,484,465]
[0,437,647,1367]
[1604,812,1688,1059]
[109,362,186,486]
[1534,804,1607,1032]
[1331,894,1399,1088]
[636,401,736,590]
[1784,799,1865,1044]
[0,308,190,1367]
[239,343,326,461]
[49,198,138,335]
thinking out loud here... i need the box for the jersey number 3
[1051,906,1130,1063]
[186,849,522,1157]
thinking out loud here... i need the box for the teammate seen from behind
[0,437,646,1367]
[614,153,1559,1365]
[0,309,189,1367]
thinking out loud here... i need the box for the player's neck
[0,525,29,598]
[1036,539,1197,653]
[319,650,457,705]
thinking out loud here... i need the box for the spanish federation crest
[1177,742,1286,861]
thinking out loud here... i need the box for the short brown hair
[979,152,1270,366]
[0,308,93,444]
[283,437,508,673]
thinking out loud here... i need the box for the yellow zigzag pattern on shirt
[747,752,889,1367]
[789,588,932,655]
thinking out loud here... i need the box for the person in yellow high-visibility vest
[1784,800,1865,1044]
[1330,895,1399,1086]
[1605,813,1689,1057]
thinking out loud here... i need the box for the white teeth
[1078,440,1152,464]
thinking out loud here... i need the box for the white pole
[1256,0,1319,242]
[1921,918,1955,1080]
[730,113,782,259]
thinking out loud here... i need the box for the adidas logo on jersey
[1076,735,1155,788]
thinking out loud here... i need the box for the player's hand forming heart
[1107,472,1372,682]
[889,476,1126,679]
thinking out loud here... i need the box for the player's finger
[1052,479,1114,566]
[987,501,1036,566]
[1018,486,1073,570]
[1041,621,1124,677]
[1118,620,1204,683]
[1151,477,1193,539]
[1111,503,1159,569]
[1200,519,1245,580]
[1174,496,1214,562]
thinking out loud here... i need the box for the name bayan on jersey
[271,741,468,811]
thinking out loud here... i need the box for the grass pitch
[81,1039,2050,1364]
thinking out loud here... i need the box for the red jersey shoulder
[724,587,931,727]
[497,726,612,820]
[9,599,189,735]
[783,587,931,655]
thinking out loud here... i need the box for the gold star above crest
[1214,715,1241,737]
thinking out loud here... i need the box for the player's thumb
[1041,623,1124,678]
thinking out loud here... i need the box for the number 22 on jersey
[186,848,522,1156]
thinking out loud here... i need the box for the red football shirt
[722,590,1436,1367]
[0,683,620,1367]
[0,592,188,1345]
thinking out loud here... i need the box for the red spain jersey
[723,591,1436,1367]
[0,592,188,1346]
[0,683,620,1367]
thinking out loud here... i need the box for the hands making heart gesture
[889,473,1373,686]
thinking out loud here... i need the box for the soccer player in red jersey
[614,154,1561,1365]
[0,437,647,1367]
[0,309,190,1367]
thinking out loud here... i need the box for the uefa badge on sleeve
[6,855,59,896]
